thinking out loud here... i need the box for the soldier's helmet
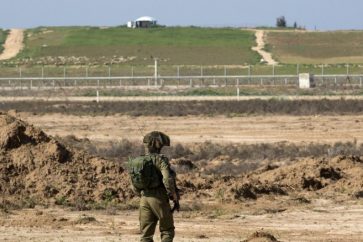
[143,131,170,149]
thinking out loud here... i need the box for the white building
[127,16,157,28]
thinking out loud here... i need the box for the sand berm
[0,113,362,208]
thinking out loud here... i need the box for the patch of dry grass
[266,31,363,64]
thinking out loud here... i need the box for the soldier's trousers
[139,190,175,242]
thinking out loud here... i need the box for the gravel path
[0,29,24,60]
[252,30,278,65]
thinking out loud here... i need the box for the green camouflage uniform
[132,132,176,242]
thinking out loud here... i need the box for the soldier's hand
[171,200,180,213]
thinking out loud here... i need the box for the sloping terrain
[266,31,363,64]
[0,29,9,54]
[0,29,24,60]
[0,113,132,207]
[15,26,258,65]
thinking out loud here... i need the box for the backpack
[128,155,162,190]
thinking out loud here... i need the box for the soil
[1,113,363,204]
[252,30,278,65]
[17,113,363,144]
[0,29,24,60]
[0,113,133,207]
[0,203,363,241]
[1,113,363,241]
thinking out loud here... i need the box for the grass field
[1,63,363,78]
[0,29,9,53]
[17,26,259,65]
[266,31,363,64]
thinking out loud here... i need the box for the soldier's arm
[157,156,176,196]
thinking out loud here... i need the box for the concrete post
[273,64,275,76]
[154,59,158,85]
[346,64,349,75]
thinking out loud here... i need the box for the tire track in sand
[251,30,278,65]
[0,29,24,60]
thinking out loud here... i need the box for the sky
[1,0,363,30]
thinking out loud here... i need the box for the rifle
[170,168,180,213]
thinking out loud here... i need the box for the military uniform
[130,131,178,242]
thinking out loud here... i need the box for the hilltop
[1,27,363,66]
[13,26,259,66]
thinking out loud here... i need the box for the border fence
[0,64,363,90]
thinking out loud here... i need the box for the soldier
[128,131,179,242]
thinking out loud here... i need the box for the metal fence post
[321,65,324,76]
[63,66,66,87]
[346,64,349,75]
[272,64,275,76]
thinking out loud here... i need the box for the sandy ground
[252,30,278,65]
[0,29,24,60]
[17,113,363,144]
[1,201,363,242]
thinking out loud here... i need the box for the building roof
[135,16,156,22]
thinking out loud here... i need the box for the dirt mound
[177,155,363,202]
[243,230,280,242]
[0,113,132,207]
[249,156,363,196]
[1,113,362,208]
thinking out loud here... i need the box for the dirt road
[1,202,363,241]
[19,113,363,144]
[0,29,24,60]
[252,30,278,65]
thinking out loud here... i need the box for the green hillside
[266,31,363,64]
[17,26,259,65]
[0,29,9,53]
